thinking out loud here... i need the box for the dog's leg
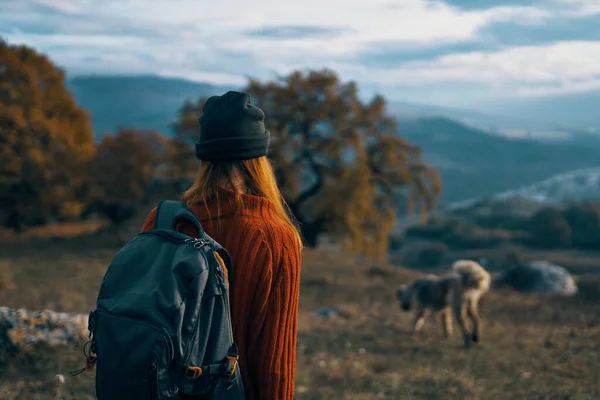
[467,298,481,343]
[411,307,429,335]
[453,299,471,347]
[441,307,453,338]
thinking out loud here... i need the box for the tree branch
[289,121,325,212]
[289,149,324,212]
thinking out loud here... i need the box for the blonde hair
[182,156,302,246]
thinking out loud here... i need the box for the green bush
[441,222,515,249]
[404,218,458,240]
[529,207,572,248]
[562,202,600,249]
[401,242,450,267]
[388,234,404,252]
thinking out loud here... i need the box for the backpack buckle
[185,366,203,379]
[225,354,239,376]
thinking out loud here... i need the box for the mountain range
[67,75,231,136]
[391,101,594,141]
[489,92,600,134]
[492,168,600,204]
[67,74,600,205]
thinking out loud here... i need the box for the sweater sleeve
[249,231,302,400]
[140,207,158,232]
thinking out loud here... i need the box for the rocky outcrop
[0,307,89,348]
[494,260,578,296]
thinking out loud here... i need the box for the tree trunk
[301,227,319,247]
[6,211,25,233]
[300,220,324,248]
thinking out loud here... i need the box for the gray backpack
[72,200,245,400]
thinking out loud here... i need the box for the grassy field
[1,229,600,399]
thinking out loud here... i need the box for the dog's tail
[452,259,491,293]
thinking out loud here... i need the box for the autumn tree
[174,70,441,256]
[0,39,96,231]
[88,128,167,226]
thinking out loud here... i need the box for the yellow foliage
[89,128,167,224]
[173,69,441,248]
[0,39,95,230]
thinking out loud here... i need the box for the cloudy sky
[2,0,600,112]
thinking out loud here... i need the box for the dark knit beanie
[195,91,270,161]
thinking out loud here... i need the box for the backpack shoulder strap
[154,200,205,237]
[205,237,234,282]
[154,200,234,283]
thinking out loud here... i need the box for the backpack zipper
[140,231,208,249]
[184,238,209,249]
[181,314,201,367]
[94,308,175,362]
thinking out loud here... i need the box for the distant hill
[391,101,587,139]
[391,91,600,136]
[67,75,232,138]
[488,167,600,204]
[399,117,600,203]
[490,90,600,133]
[67,74,600,203]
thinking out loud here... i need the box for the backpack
[72,200,245,400]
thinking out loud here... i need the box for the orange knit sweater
[141,189,302,400]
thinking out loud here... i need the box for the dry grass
[0,260,16,294]
[0,220,107,241]
[1,233,600,399]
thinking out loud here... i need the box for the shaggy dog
[396,260,491,347]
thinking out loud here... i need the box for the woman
[140,91,303,400]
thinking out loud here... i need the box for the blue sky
[2,0,600,110]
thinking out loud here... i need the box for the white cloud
[2,0,600,101]
[30,0,86,14]
[7,33,146,48]
[553,0,600,16]
[515,79,600,97]
[319,41,600,98]
[2,0,556,59]
[94,0,534,43]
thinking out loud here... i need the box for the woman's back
[141,188,302,400]
[142,89,302,399]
